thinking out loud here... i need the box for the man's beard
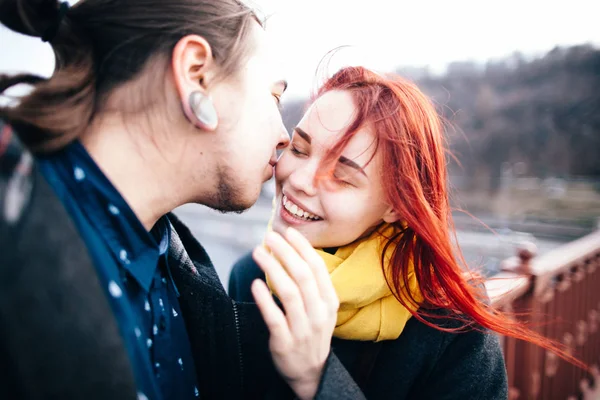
[206,165,254,214]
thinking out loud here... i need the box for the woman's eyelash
[334,176,353,187]
[290,146,303,155]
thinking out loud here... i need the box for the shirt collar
[40,140,165,292]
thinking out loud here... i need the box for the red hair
[314,66,584,368]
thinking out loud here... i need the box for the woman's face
[272,90,398,249]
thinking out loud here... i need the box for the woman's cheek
[334,193,372,225]
[321,193,349,222]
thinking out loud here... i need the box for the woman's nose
[289,162,318,197]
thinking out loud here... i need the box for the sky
[0,0,598,98]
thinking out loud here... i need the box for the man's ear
[171,34,219,131]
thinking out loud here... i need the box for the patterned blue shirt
[38,141,199,400]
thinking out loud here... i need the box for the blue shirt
[38,141,199,400]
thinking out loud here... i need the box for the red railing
[486,230,600,399]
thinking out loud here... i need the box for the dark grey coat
[229,251,509,400]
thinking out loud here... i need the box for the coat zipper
[232,301,245,394]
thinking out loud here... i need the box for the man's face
[204,23,290,212]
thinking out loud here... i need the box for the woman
[230,66,582,398]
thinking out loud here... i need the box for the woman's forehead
[298,93,377,165]
[305,90,356,134]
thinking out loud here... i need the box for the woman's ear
[382,207,401,224]
[171,34,219,131]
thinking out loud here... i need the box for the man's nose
[277,126,290,150]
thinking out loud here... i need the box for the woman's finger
[285,228,340,313]
[265,231,323,317]
[250,279,292,352]
[252,246,310,336]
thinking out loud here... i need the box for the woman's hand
[251,227,339,400]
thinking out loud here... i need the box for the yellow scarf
[267,223,422,342]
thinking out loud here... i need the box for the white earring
[189,91,218,130]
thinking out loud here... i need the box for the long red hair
[314,66,584,368]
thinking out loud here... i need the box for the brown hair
[0,0,260,152]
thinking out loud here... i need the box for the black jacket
[229,252,509,400]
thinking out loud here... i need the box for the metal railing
[486,230,600,399]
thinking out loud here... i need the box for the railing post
[502,241,542,399]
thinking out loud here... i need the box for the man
[0,0,362,398]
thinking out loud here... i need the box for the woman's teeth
[283,195,321,221]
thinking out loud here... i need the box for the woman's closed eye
[290,145,307,156]
[332,166,360,188]
[335,180,353,188]
[333,175,354,187]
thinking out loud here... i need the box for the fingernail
[250,280,262,296]
[251,279,262,290]
[254,246,267,257]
